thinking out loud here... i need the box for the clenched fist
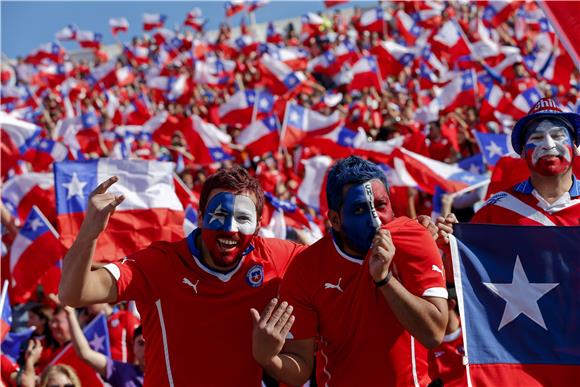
[79,176,125,239]
[368,229,396,283]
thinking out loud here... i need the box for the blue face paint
[339,180,393,255]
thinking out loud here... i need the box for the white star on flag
[28,218,43,232]
[483,255,559,331]
[89,333,106,352]
[208,203,225,225]
[468,164,481,174]
[62,172,88,200]
[343,136,353,145]
[289,111,301,125]
[260,98,270,109]
[485,141,504,159]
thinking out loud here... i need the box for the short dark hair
[134,325,142,340]
[199,165,265,218]
[326,156,388,212]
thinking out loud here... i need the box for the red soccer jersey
[471,176,580,226]
[104,229,305,387]
[428,328,468,387]
[108,310,140,363]
[280,217,447,387]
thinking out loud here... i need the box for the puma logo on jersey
[324,278,344,293]
[182,278,199,294]
[431,265,444,277]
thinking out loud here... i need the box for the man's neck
[196,232,240,273]
[530,170,573,204]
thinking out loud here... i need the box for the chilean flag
[142,13,166,31]
[451,224,580,387]
[0,112,41,177]
[437,71,477,113]
[55,24,78,41]
[359,7,386,33]
[236,115,280,157]
[260,54,307,95]
[511,86,544,118]
[0,281,11,342]
[297,155,333,213]
[218,90,256,126]
[432,20,471,62]
[24,42,65,65]
[371,41,415,78]
[264,45,310,71]
[347,56,382,91]
[9,206,66,303]
[282,101,342,149]
[54,159,184,263]
[391,148,488,195]
[225,0,245,17]
[301,13,324,40]
[184,8,205,31]
[1,172,55,224]
[193,57,236,88]
[76,30,102,49]
[183,205,198,237]
[49,313,111,387]
[473,132,511,167]
[482,0,518,28]
[109,18,129,36]
[252,90,275,121]
[23,137,69,171]
[183,115,233,165]
[394,9,423,45]
[124,45,150,66]
[1,327,35,362]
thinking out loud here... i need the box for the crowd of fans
[1,0,578,385]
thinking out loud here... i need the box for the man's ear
[328,209,341,232]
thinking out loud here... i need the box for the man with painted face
[251,156,448,386]
[58,165,306,386]
[470,98,580,225]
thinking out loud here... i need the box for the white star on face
[483,255,559,331]
[207,203,226,225]
[89,333,106,352]
[485,141,504,159]
[62,172,88,200]
[28,218,43,232]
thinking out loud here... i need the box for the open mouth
[217,237,239,250]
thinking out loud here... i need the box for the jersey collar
[330,230,364,265]
[186,228,255,282]
[513,174,580,198]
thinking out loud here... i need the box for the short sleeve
[261,238,308,278]
[279,249,319,340]
[388,219,448,299]
[102,243,166,305]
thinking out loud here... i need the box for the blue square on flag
[54,160,99,215]
[474,132,509,166]
[451,224,580,386]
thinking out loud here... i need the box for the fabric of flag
[0,282,12,342]
[473,132,511,167]
[1,327,35,362]
[1,172,56,224]
[55,25,78,41]
[297,155,332,213]
[282,101,341,149]
[9,206,66,303]
[431,20,471,61]
[142,13,166,31]
[359,7,386,33]
[0,112,42,177]
[218,89,256,126]
[301,13,324,40]
[394,9,423,45]
[236,115,280,157]
[347,55,382,91]
[184,8,205,31]
[109,18,129,36]
[450,224,580,387]
[437,71,476,113]
[482,1,518,28]
[247,0,269,13]
[511,86,544,118]
[391,148,488,195]
[49,313,111,387]
[23,137,69,171]
[183,204,198,237]
[76,31,102,49]
[371,41,415,78]
[54,159,184,263]
[458,154,487,175]
[182,115,233,165]
[259,53,307,95]
[225,0,245,17]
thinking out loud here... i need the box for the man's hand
[80,176,125,239]
[369,230,396,283]
[435,213,458,244]
[24,338,43,365]
[250,298,295,366]
[416,215,438,240]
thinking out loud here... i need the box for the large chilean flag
[281,101,341,149]
[236,115,280,157]
[55,159,184,263]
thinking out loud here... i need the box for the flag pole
[0,280,8,316]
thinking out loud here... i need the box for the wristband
[374,271,393,287]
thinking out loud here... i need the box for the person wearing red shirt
[58,166,306,386]
[251,156,448,386]
[471,98,580,226]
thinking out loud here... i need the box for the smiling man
[471,98,580,225]
[58,166,306,386]
[251,156,448,386]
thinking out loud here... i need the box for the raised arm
[59,177,125,307]
[369,230,448,349]
[65,307,108,377]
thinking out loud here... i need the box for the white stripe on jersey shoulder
[103,263,121,281]
[331,237,363,265]
[191,253,244,282]
[482,191,556,226]
[155,299,175,387]
[422,287,448,299]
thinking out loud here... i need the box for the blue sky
[1,1,354,58]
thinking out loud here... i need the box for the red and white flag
[225,0,245,17]
[182,115,234,165]
[76,30,102,49]
[359,7,387,33]
[297,155,333,213]
[142,13,166,31]
[236,115,280,157]
[109,18,129,36]
[218,90,256,126]
[260,54,307,95]
[282,101,342,148]
[1,172,56,224]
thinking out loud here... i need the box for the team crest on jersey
[246,264,264,288]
